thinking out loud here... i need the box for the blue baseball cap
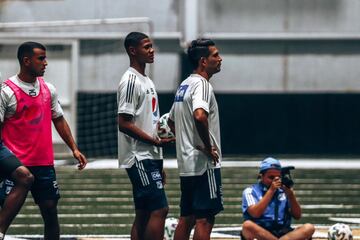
[259,157,281,173]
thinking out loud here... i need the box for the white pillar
[180,0,199,48]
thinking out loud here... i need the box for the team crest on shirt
[156,181,164,189]
[278,193,286,201]
[152,96,159,118]
[174,84,189,102]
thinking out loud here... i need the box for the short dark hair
[17,41,46,64]
[124,32,149,53]
[187,39,215,69]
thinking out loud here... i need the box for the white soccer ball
[328,223,353,240]
[164,217,178,240]
[157,113,174,139]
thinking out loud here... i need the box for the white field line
[302,204,360,209]
[10,224,131,228]
[8,225,360,239]
[14,213,360,219]
[15,213,134,218]
[24,197,246,202]
[57,158,360,169]
[7,235,130,240]
[7,236,360,240]
[21,204,360,211]
[21,204,184,210]
[329,217,360,224]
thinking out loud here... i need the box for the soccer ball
[328,223,353,240]
[164,217,178,240]
[157,113,174,139]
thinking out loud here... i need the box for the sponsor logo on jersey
[29,89,36,96]
[156,180,164,189]
[5,179,14,186]
[174,84,189,102]
[152,97,159,117]
[151,171,162,181]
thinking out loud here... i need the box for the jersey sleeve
[0,84,17,123]
[46,82,64,119]
[0,84,8,123]
[191,79,211,113]
[117,73,140,116]
[242,187,257,213]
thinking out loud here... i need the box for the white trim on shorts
[135,160,150,186]
[207,168,217,199]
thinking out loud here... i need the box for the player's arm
[118,114,174,146]
[167,118,175,135]
[247,190,275,218]
[53,116,87,170]
[193,108,219,165]
[246,178,280,218]
[191,80,218,164]
[118,113,162,146]
[283,186,302,219]
[167,105,176,135]
[48,82,87,170]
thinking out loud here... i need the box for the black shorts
[240,226,293,240]
[0,166,60,204]
[126,159,168,211]
[262,225,293,238]
[180,168,224,218]
[0,143,22,179]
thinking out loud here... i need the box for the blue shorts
[126,159,168,211]
[180,168,224,218]
[0,143,22,179]
[0,166,60,204]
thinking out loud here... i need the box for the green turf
[5,166,360,235]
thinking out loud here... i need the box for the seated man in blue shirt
[241,157,315,240]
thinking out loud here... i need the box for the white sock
[0,232,4,240]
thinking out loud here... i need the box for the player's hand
[73,149,88,170]
[282,185,294,196]
[156,137,175,147]
[270,176,282,192]
[196,145,219,166]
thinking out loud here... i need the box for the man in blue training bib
[241,157,315,240]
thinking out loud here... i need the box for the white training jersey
[169,74,222,176]
[0,75,64,123]
[117,67,162,168]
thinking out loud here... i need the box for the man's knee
[241,220,260,240]
[152,207,169,219]
[178,215,196,229]
[195,216,214,227]
[13,166,34,189]
[302,223,315,237]
[242,220,257,232]
[39,200,58,217]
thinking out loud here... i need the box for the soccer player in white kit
[168,39,223,240]
[117,32,173,240]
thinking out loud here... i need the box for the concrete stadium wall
[200,0,360,33]
[2,0,360,155]
[1,0,360,93]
